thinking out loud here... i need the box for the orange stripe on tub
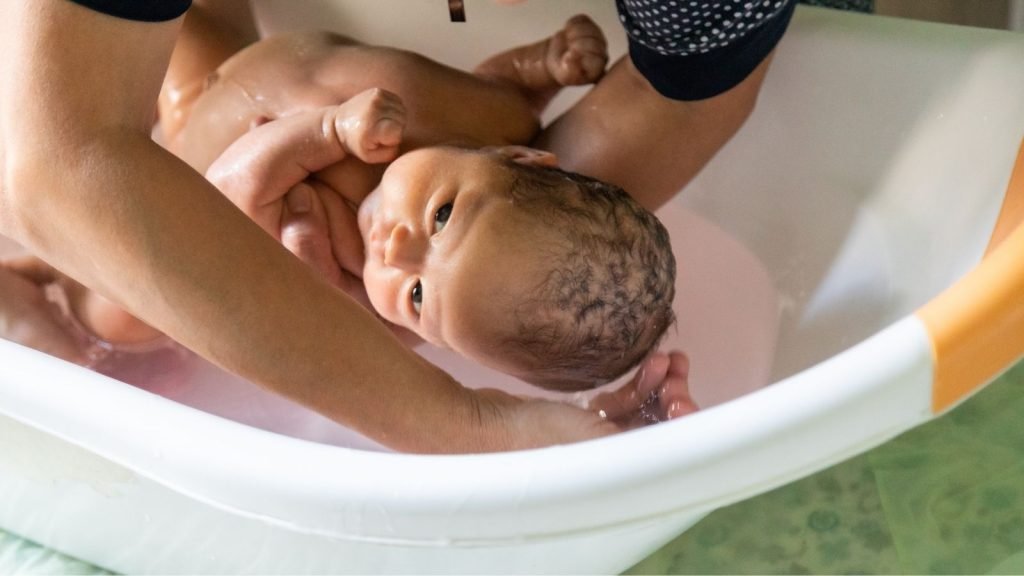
[918,138,1024,414]
[986,139,1024,256]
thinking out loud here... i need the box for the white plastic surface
[1,3,1023,574]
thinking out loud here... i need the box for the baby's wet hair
[499,160,676,392]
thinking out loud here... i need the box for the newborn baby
[29,15,680,394]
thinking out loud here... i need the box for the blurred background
[876,0,1023,30]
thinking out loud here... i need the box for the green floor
[629,360,1024,575]
[2,361,1023,575]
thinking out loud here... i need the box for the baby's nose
[384,224,426,271]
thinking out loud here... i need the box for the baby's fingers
[340,88,407,164]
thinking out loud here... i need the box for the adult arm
[534,51,773,212]
[0,1,623,452]
[534,0,793,211]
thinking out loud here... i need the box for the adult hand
[588,351,697,428]
[279,181,370,306]
[465,351,696,451]
[207,88,406,237]
[207,88,403,293]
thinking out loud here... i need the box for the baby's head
[358,145,676,391]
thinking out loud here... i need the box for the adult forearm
[0,1,636,453]
[0,2,481,452]
[535,53,773,211]
[7,132,475,449]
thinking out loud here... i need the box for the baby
[25,12,679,393]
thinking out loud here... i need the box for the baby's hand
[334,88,407,165]
[588,351,697,428]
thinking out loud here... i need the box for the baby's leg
[473,14,608,115]
[1,255,163,347]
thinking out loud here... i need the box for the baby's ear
[493,145,559,168]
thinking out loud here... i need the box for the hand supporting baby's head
[492,161,677,391]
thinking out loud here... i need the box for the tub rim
[0,313,935,543]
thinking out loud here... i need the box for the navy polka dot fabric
[802,0,873,11]
[617,0,791,57]
[616,0,870,101]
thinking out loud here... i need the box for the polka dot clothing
[618,0,797,100]
[617,0,792,57]
[803,0,873,12]
[68,0,192,22]
[615,0,871,101]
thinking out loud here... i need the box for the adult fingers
[314,181,365,278]
[279,182,344,288]
[586,353,669,421]
[659,351,698,419]
[208,106,356,219]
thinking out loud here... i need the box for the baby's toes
[568,49,607,85]
[565,14,607,53]
[553,48,606,86]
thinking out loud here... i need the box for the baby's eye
[433,202,453,234]
[411,281,423,314]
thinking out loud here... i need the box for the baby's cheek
[361,264,402,326]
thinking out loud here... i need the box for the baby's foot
[473,14,608,114]
[543,14,608,87]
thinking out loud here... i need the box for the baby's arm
[207,88,405,238]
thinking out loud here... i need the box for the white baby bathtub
[3,1,1024,573]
